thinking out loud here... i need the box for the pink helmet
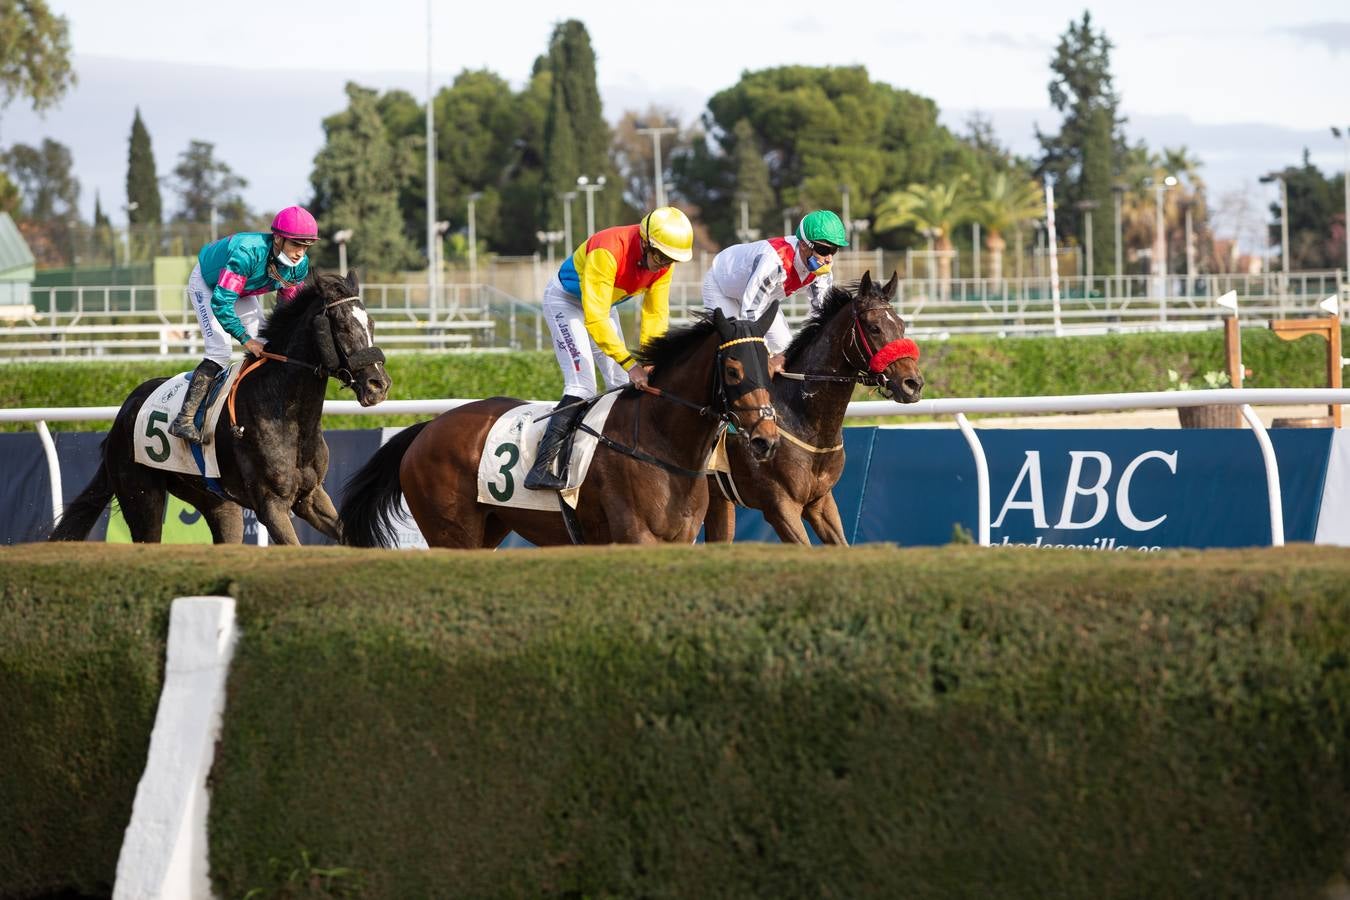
[271,206,318,243]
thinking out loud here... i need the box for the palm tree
[970,172,1043,284]
[873,179,973,295]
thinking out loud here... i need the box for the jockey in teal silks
[169,206,318,444]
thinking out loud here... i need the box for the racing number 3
[145,410,171,462]
[488,442,520,501]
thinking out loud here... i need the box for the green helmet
[796,210,848,249]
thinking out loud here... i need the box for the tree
[0,0,75,120]
[874,179,974,290]
[310,82,422,273]
[1035,12,1126,276]
[126,108,162,228]
[91,190,116,265]
[971,171,1044,282]
[686,65,955,247]
[728,119,776,241]
[2,136,78,220]
[1266,150,1343,270]
[610,105,692,214]
[170,140,252,234]
[540,20,618,234]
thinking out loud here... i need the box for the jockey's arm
[636,267,672,353]
[211,243,265,346]
[739,247,785,322]
[578,247,636,369]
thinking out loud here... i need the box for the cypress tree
[731,119,776,241]
[540,20,618,236]
[125,107,162,227]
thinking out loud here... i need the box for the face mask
[276,250,301,268]
[806,254,825,273]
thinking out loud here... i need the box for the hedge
[2,543,1348,898]
[1,326,1340,432]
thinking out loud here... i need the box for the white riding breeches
[701,270,793,355]
[187,263,261,367]
[541,275,629,399]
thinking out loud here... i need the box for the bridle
[780,300,920,391]
[575,333,777,478]
[255,293,387,389]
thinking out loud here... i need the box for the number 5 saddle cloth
[133,363,242,478]
[476,392,621,513]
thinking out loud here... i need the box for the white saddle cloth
[132,363,241,477]
[476,392,621,512]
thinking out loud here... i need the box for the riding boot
[524,395,586,490]
[168,358,224,445]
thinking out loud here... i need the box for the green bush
[2,327,1340,432]
[4,544,1348,898]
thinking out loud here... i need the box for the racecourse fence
[4,263,1345,359]
[8,388,1350,549]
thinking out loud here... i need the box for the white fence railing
[9,388,1350,549]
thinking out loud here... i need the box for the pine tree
[310,82,421,273]
[125,108,162,227]
[540,20,618,235]
[1035,12,1125,276]
[730,120,775,240]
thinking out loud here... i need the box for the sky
[4,0,1350,244]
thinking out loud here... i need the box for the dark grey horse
[50,270,391,545]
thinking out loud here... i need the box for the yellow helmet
[639,207,694,262]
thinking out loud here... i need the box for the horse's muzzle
[356,367,392,407]
[882,364,925,404]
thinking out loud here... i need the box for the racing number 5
[145,409,171,462]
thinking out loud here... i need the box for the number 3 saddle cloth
[476,392,621,513]
[133,363,242,478]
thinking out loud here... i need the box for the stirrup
[523,462,567,491]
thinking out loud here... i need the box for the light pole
[782,206,799,239]
[332,228,353,276]
[1180,199,1196,297]
[432,219,450,319]
[1112,183,1126,296]
[972,222,981,281]
[1259,171,1290,298]
[840,184,851,245]
[1076,199,1099,284]
[467,191,483,292]
[560,192,576,252]
[536,229,564,273]
[425,0,437,322]
[1150,174,1178,304]
[850,219,867,254]
[1332,126,1349,279]
[636,122,677,208]
[576,175,606,237]
[735,195,760,243]
[121,201,138,267]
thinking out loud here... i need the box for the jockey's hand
[768,353,786,378]
[627,364,652,389]
[243,338,265,358]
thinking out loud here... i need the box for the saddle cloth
[476,392,621,512]
[132,363,242,477]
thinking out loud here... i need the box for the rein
[780,302,919,388]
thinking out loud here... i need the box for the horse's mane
[783,281,872,363]
[257,273,341,344]
[634,313,719,369]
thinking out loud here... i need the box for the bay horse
[339,304,781,548]
[705,271,923,544]
[50,270,391,545]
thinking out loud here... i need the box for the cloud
[1277,21,1350,54]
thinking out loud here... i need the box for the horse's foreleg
[119,488,166,544]
[703,482,736,543]
[763,503,812,545]
[202,501,245,544]
[292,486,342,542]
[255,495,302,545]
[803,493,848,546]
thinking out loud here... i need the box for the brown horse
[339,304,781,548]
[705,271,923,544]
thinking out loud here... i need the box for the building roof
[0,212,37,278]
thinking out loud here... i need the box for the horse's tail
[339,421,429,548]
[48,438,113,541]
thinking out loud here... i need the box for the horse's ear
[344,268,360,294]
[713,307,730,332]
[859,270,873,295]
[882,270,899,301]
[754,299,781,336]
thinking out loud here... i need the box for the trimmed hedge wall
[2,326,1341,431]
[3,544,1349,898]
